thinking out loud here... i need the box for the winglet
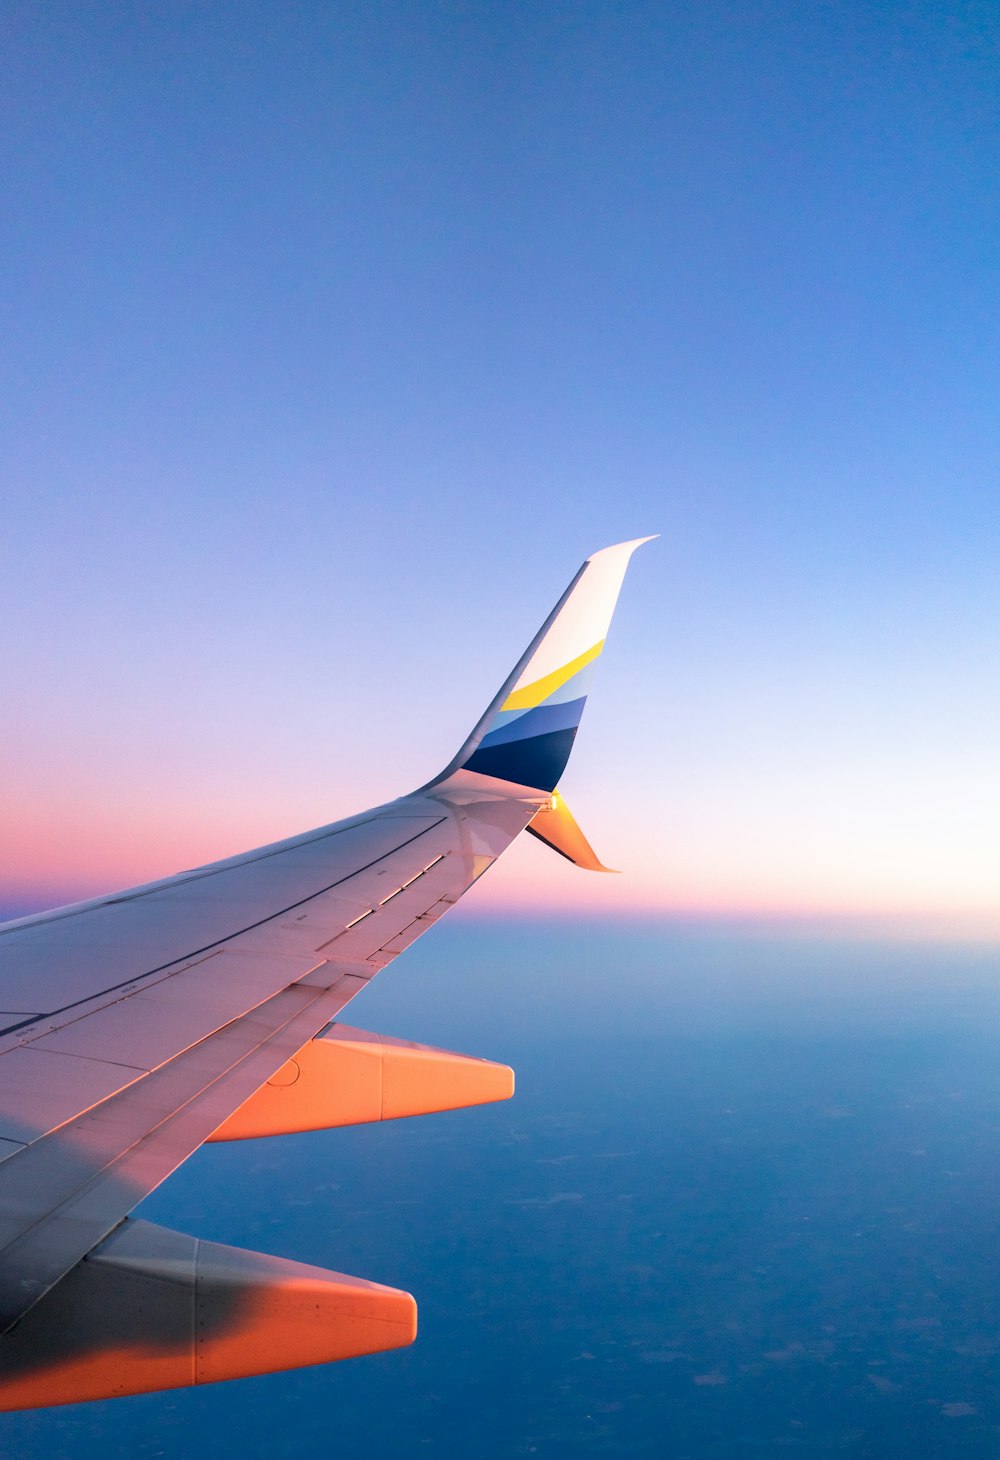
[432,537,655,793]
[525,792,618,872]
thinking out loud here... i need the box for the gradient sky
[3,1,1000,929]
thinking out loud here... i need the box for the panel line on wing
[0,967,350,1333]
[0,817,449,1040]
[0,813,413,939]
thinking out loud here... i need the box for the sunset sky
[4,1,999,931]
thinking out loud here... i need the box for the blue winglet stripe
[477,697,587,751]
[462,728,578,791]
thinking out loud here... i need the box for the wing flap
[0,1047,146,1145]
[0,960,356,1332]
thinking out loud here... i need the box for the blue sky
[3,1,999,926]
[3,8,1000,1450]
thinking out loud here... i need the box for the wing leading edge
[0,536,653,1410]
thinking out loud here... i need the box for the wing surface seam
[0,817,448,1039]
[0,812,430,938]
[0,968,355,1332]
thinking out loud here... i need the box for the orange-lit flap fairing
[0,1218,416,1411]
[525,793,618,872]
[209,1024,514,1142]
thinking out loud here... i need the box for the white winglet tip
[584,535,659,564]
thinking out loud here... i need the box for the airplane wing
[0,536,652,1410]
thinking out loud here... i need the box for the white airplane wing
[0,537,652,1410]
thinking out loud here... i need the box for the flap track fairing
[208,1024,514,1142]
[0,1218,416,1411]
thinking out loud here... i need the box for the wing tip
[584,534,659,565]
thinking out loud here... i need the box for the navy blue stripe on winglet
[462,728,578,792]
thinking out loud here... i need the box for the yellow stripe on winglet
[500,640,604,712]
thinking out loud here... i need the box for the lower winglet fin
[525,792,618,873]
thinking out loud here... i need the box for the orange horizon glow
[7,778,1000,944]
[8,870,1000,948]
